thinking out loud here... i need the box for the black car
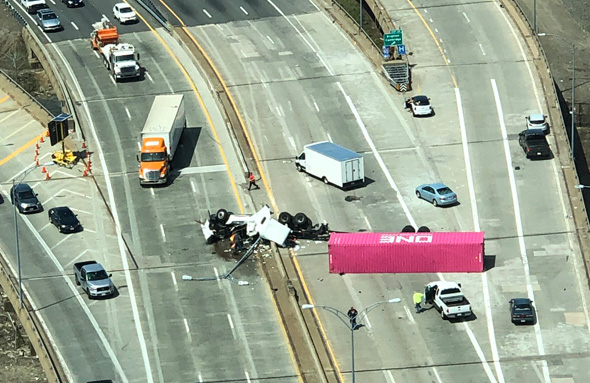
[509,298,536,324]
[48,207,83,233]
[10,183,43,214]
[61,0,83,7]
[518,129,551,159]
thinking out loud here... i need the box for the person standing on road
[347,306,359,329]
[413,291,424,313]
[248,172,260,191]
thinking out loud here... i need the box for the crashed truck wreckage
[200,205,331,246]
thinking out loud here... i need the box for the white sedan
[525,113,549,134]
[405,95,433,117]
[113,3,137,24]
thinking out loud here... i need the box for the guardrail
[0,254,66,382]
[135,0,170,31]
[3,0,27,26]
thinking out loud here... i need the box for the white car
[113,3,137,24]
[525,113,548,134]
[405,95,433,117]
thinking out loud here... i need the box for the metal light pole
[538,33,576,161]
[13,162,54,308]
[359,0,363,34]
[533,0,537,34]
[302,298,401,383]
[575,184,590,189]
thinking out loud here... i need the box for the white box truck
[295,141,364,189]
[138,95,185,186]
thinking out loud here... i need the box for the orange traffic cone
[41,166,47,173]
[45,172,51,180]
[35,149,39,156]
[45,130,49,137]
[82,142,87,149]
[39,135,44,143]
[83,169,89,177]
[35,159,39,166]
[87,159,92,168]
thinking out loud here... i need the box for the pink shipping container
[329,232,484,274]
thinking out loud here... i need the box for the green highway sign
[384,30,403,46]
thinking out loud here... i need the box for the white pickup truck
[21,0,46,14]
[424,281,472,320]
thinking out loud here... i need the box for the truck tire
[441,310,446,320]
[294,213,310,229]
[278,212,292,226]
[75,276,80,286]
[216,209,229,224]
[401,225,415,233]
[86,288,93,300]
[417,226,430,232]
[322,177,329,185]
[296,164,303,172]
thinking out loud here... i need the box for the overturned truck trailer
[329,232,484,273]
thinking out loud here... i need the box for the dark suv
[518,129,551,159]
[10,183,43,214]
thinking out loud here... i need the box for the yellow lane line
[406,0,458,88]
[0,135,42,167]
[0,95,9,104]
[125,1,245,213]
[156,3,346,381]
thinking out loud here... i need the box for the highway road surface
[2,0,590,382]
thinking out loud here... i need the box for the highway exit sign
[384,30,403,46]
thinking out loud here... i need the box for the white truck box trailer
[295,141,364,189]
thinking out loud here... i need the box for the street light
[538,32,576,162]
[12,161,54,308]
[575,184,590,189]
[302,298,401,383]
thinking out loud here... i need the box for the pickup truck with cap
[73,261,115,299]
[425,281,472,320]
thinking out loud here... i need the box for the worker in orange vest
[248,172,260,190]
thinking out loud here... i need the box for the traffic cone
[41,166,47,173]
[45,130,49,137]
[39,135,44,143]
[35,149,39,156]
[87,159,92,168]
[82,142,87,149]
[35,143,40,149]
[35,159,39,166]
[45,172,51,180]
[83,169,89,177]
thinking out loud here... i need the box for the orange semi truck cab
[138,95,185,186]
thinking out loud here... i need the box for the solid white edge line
[491,79,549,383]
[51,45,154,382]
[456,88,504,383]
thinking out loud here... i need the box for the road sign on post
[397,44,406,55]
[48,113,72,146]
[384,30,403,47]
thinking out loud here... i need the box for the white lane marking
[275,105,283,116]
[479,43,486,55]
[137,141,141,151]
[463,12,470,23]
[190,179,196,193]
[179,165,227,175]
[214,267,222,289]
[404,305,415,323]
[463,323,498,383]
[125,107,131,120]
[337,82,417,228]
[266,35,274,44]
[198,374,204,382]
[240,6,248,15]
[150,187,155,197]
[385,370,397,383]
[171,272,178,291]
[53,41,152,383]
[227,313,235,329]
[183,318,190,333]
[245,371,251,383]
[160,224,166,242]
[491,79,549,383]
[313,101,320,112]
[435,28,439,33]
[457,87,503,383]
[265,0,334,76]
[70,22,79,31]
[202,9,212,18]
[50,235,71,250]
[363,216,372,230]
[83,228,96,233]
[326,133,333,143]
[288,136,296,149]
[19,216,129,382]
[146,72,154,83]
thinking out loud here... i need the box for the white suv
[113,3,137,24]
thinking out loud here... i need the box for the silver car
[36,8,62,32]
[525,113,548,134]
